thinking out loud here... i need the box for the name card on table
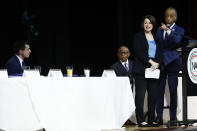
[0,69,8,78]
[48,69,63,77]
[102,69,116,77]
[23,70,40,77]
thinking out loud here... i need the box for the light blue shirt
[147,39,156,58]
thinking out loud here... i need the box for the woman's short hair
[140,15,157,30]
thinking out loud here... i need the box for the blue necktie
[124,63,129,71]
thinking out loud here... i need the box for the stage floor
[102,125,197,131]
[1,126,197,131]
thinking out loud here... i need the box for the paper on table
[0,69,8,78]
[102,69,116,77]
[145,68,160,79]
[48,69,63,77]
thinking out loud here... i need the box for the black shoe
[36,128,45,131]
[155,118,163,125]
[138,122,150,127]
[169,120,178,126]
[124,119,131,125]
[149,122,160,127]
[124,119,136,126]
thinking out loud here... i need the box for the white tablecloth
[0,77,135,131]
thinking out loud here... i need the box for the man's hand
[160,23,169,31]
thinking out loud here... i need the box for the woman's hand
[149,59,159,70]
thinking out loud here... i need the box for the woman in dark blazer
[132,15,162,127]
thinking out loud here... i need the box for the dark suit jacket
[156,24,184,68]
[132,31,162,75]
[5,55,25,75]
[111,60,133,84]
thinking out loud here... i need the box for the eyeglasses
[119,51,129,55]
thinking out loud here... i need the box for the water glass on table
[34,66,41,74]
[22,66,30,70]
[84,68,90,77]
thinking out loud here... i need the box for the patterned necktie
[124,63,129,71]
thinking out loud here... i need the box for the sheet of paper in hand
[145,68,160,79]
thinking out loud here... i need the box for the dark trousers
[156,60,180,121]
[156,75,178,120]
[134,74,159,124]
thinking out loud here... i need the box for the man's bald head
[165,7,177,25]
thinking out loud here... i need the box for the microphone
[166,24,178,35]
[166,24,170,28]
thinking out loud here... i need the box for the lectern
[167,39,197,127]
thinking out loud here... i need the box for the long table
[0,77,135,131]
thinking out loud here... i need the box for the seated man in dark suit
[111,46,133,86]
[5,40,31,75]
[111,46,134,125]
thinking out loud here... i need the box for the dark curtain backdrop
[188,0,197,39]
[0,0,25,71]
[0,0,195,76]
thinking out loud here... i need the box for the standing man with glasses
[155,7,184,125]
[5,40,31,75]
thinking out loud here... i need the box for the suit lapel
[14,56,23,70]
[161,29,165,40]
[153,35,159,46]
[141,32,149,51]
[128,60,132,73]
[14,56,20,65]
[171,24,177,33]
[118,61,128,72]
